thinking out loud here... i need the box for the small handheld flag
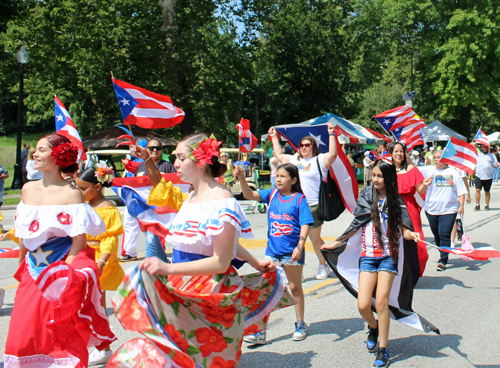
[54,96,87,160]
[473,128,490,147]
[440,137,478,176]
[236,118,258,153]
[112,78,185,129]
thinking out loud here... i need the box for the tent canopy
[421,121,467,142]
[299,113,390,144]
[487,132,500,143]
[82,126,179,150]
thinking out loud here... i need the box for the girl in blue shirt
[235,163,313,343]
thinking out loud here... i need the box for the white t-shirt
[289,153,328,206]
[419,166,467,215]
[270,157,280,178]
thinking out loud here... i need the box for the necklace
[195,180,215,198]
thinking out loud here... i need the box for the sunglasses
[299,143,312,148]
[147,146,162,152]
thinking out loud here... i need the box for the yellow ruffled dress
[87,206,124,291]
[147,177,187,209]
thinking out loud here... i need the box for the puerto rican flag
[54,96,87,160]
[392,118,426,149]
[112,174,190,238]
[474,128,490,147]
[374,105,416,134]
[273,124,358,213]
[440,137,478,176]
[0,247,19,258]
[236,118,258,153]
[112,78,185,129]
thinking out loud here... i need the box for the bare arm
[458,194,465,215]
[236,244,275,272]
[234,166,262,201]
[292,224,309,260]
[321,229,357,250]
[402,227,421,242]
[140,224,236,276]
[18,239,27,266]
[65,233,87,265]
[462,177,471,204]
[268,127,290,164]
[133,145,163,187]
[323,123,338,169]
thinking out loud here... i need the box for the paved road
[1,187,500,367]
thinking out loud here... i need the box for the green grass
[3,197,20,206]
[0,132,51,189]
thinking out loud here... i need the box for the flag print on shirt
[270,222,294,237]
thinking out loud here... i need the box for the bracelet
[143,155,151,164]
[329,133,335,136]
[97,259,107,266]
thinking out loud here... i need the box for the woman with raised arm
[269,123,338,280]
[4,134,115,368]
[109,133,294,368]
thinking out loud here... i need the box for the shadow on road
[240,350,317,367]
[416,276,472,290]
[389,333,465,365]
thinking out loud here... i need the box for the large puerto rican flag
[374,105,416,134]
[0,247,19,259]
[273,123,358,213]
[54,96,87,160]
[236,118,258,153]
[440,137,478,176]
[112,78,185,129]
[112,174,190,238]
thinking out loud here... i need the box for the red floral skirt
[109,266,294,368]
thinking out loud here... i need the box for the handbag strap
[316,156,324,182]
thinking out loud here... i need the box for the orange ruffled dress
[86,206,124,291]
[397,167,428,276]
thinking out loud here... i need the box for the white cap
[412,150,419,156]
[364,151,370,157]
[430,147,435,151]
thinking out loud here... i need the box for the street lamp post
[11,46,29,189]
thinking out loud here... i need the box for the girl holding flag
[322,158,421,368]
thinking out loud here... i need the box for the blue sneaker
[366,323,378,352]
[373,347,389,368]
[292,321,307,341]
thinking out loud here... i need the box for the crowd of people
[0,128,498,368]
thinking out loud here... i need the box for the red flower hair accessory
[189,134,222,167]
[50,142,78,168]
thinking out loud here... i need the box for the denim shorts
[359,256,398,275]
[266,250,305,266]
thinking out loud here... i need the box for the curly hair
[388,141,409,170]
[371,160,402,261]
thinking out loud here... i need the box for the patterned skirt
[109,265,295,368]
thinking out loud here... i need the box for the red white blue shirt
[259,189,314,257]
[360,199,391,257]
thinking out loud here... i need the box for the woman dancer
[236,163,313,343]
[388,142,429,276]
[75,164,125,365]
[109,133,294,367]
[269,123,338,280]
[322,159,420,368]
[4,134,115,368]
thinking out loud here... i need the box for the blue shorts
[359,256,398,275]
[266,250,305,266]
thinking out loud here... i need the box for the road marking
[4,284,19,289]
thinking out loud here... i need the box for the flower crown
[94,161,115,185]
[188,134,223,167]
[50,142,78,168]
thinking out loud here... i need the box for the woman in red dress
[389,142,429,276]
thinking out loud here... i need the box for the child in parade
[4,134,115,368]
[74,164,124,365]
[322,159,421,368]
[235,163,313,343]
[108,133,294,367]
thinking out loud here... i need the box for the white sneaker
[243,330,266,345]
[292,321,308,341]
[0,288,4,309]
[88,349,113,366]
[315,265,331,280]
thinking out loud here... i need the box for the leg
[358,271,378,329]
[283,265,305,322]
[121,208,140,258]
[437,213,457,265]
[485,191,491,206]
[145,232,167,262]
[475,188,481,206]
[425,212,440,247]
[374,271,396,349]
[309,226,326,265]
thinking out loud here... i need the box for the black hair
[277,163,303,194]
[376,140,387,149]
[147,138,163,148]
[182,132,227,178]
[371,160,402,261]
[77,167,114,188]
[388,141,409,170]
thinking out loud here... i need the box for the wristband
[143,155,151,164]
[97,259,107,266]
[329,133,335,136]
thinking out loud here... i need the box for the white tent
[487,132,500,143]
[421,120,467,142]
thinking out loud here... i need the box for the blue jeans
[270,177,277,189]
[145,231,167,262]
[425,212,457,265]
[494,166,500,183]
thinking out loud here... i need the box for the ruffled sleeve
[398,167,425,194]
[87,207,123,255]
[147,177,187,211]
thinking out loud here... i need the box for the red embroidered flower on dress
[50,142,78,168]
[195,326,228,357]
[29,219,40,233]
[192,138,222,167]
[57,212,72,225]
[210,356,236,368]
